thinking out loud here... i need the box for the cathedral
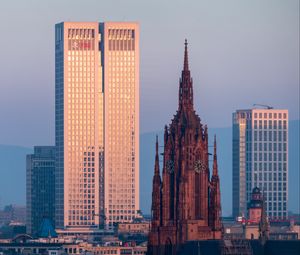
[148,41,222,255]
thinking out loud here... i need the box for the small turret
[248,187,263,224]
[213,135,218,176]
[151,136,162,229]
[154,135,160,175]
[209,135,222,234]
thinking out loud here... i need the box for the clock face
[166,160,174,174]
[194,160,206,173]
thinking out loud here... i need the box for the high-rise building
[55,22,139,230]
[148,41,222,255]
[26,146,55,236]
[102,23,140,228]
[232,108,288,220]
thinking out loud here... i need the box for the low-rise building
[118,222,150,235]
[0,239,147,255]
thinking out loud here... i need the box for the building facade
[232,108,288,220]
[26,146,56,236]
[102,23,140,228]
[55,22,139,230]
[148,41,222,255]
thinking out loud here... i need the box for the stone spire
[154,135,160,175]
[209,135,222,232]
[151,135,162,228]
[213,135,218,176]
[179,39,193,111]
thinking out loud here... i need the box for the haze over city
[0,0,299,215]
[0,0,299,147]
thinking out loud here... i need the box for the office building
[26,146,55,236]
[232,108,288,219]
[102,23,140,227]
[55,22,139,230]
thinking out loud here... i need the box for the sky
[0,0,299,148]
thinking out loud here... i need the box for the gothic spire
[213,135,218,176]
[151,135,162,228]
[179,39,193,111]
[155,135,160,175]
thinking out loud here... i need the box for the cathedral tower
[148,41,222,255]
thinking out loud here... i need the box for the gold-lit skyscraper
[55,22,139,231]
[102,23,140,228]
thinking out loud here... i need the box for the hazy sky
[0,0,299,147]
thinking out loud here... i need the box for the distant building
[243,187,269,240]
[0,241,147,255]
[55,22,140,231]
[26,146,55,236]
[224,187,298,241]
[85,244,147,255]
[0,222,26,239]
[0,205,26,226]
[232,108,288,219]
[118,222,150,235]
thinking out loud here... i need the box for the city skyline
[0,0,299,218]
[0,2,299,254]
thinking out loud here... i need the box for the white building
[232,108,288,219]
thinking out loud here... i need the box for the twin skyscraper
[55,22,140,231]
[27,22,140,236]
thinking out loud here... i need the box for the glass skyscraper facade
[55,22,139,230]
[102,23,140,228]
[26,146,56,236]
[232,108,288,220]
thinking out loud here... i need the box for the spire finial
[184,39,189,71]
[178,39,193,111]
